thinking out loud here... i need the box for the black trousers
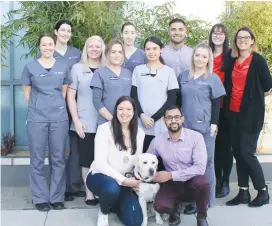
[228,111,266,190]
[214,111,233,182]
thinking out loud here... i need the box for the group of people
[21,17,272,226]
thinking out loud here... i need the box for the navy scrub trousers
[27,121,69,204]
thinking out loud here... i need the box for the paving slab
[1,183,272,226]
[1,210,47,226]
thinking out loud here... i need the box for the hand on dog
[123,177,142,188]
[153,171,172,183]
[132,185,139,192]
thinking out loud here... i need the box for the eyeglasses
[237,36,251,41]
[212,32,225,37]
[165,115,182,121]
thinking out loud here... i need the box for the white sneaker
[97,209,109,226]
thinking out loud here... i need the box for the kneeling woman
[86,96,145,226]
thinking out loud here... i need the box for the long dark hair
[209,23,229,72]
[111,96,138,155]
[144,36,165,64]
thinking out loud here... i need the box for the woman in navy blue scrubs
[53,19,84,202]
[21,34,72,211]
[121,22,147,72]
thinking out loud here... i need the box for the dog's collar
[125,172,156,184]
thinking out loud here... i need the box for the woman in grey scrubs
[121,22,147,72]
[53,19,83,202]
[131,36,179,153]
[90,40,132,126]
[67,36,106,206]
[178,43,226,209]
[21,34,72,211]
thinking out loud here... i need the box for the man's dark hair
[169,18,186,27]
[164,105,183,117]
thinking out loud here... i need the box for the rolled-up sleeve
[171,133,207,182]
[21,65,31,85]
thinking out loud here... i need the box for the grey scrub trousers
[178,70,226,206]
[21,59,72,204]
[90,66,132,126]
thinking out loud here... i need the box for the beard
[170,36,186,45]
[168,123,182,133]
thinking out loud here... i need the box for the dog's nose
[149,168,154,175]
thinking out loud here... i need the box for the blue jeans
[86,173,143,226]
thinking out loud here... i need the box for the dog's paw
[155,215,164,225]
[141,218,148,226]
[161,213,170,221]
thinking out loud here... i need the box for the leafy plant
[123,1,210,48]
[2,0,210,62]
[219,1,272,72]
[1,24,15,67]
[4,1,127,59]
[1,132,16,156]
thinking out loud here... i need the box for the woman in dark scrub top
[53,19,81,69]
[67,36,106,206]
[209,24,233,198]
[90,40,132,126]
[225,27,272,207]
[121,22,147,72]
[53,19,83,202]
[21,34,72,211]
[131,36,179,153]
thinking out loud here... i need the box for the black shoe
[216,181,230,198]
[226,189,251,206]
[184,203,197,215]
[50,202,65,210]
[215,179,222,194]
[85,198,99,206]
[73,190,85,197]
[197,214,209,226]
[169,207,181,225]
[64,192,74,201]
[248,185,270,207]
[35,203,50,212]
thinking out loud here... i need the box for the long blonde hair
[81,36,107,72]
[189,42,214,79]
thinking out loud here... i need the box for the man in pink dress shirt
[148,105,210,226]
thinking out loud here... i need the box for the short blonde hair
[232,27,257,58]
[189,42,214,79]
[81,36,107,72]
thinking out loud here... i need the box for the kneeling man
[148,105,210,226]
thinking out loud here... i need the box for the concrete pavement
[1,183,272,226]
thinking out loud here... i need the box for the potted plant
[1,132,16,156]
